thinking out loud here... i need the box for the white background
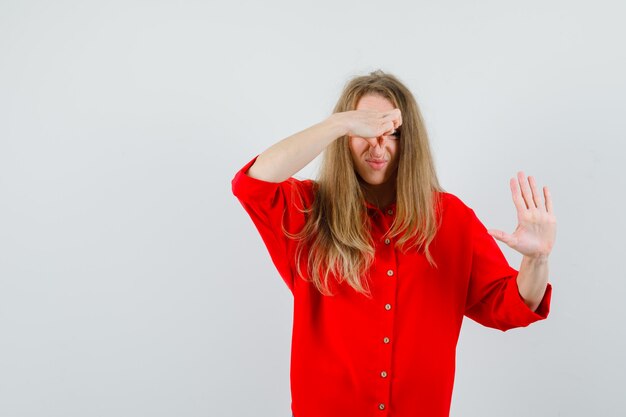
[1,1,625,416]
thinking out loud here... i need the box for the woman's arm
[246,115,346,183]
[247,109,401,183]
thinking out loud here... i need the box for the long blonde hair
[285,70,445,297]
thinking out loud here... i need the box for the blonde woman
[231,70,556,417]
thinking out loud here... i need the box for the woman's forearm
[246,114,348,183]
[516,255,550,312]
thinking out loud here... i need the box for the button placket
[375,208,397,414]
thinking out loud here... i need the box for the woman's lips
[366,160,387,170]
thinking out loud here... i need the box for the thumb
[488,229,510,244]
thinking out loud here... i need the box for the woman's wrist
[325,112,350,138]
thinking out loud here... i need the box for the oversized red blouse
[231,155,552,417]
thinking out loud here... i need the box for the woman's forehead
[356,94,396,111]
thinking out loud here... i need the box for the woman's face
[348,94,400,187]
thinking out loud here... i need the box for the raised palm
[488,172,557,259]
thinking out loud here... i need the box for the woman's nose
[364,136,387,148]
[365,137,386,157]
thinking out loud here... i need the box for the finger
[517,171,535,209]
[381,110,395,120]
[488,229,513,246]
[393,109,402,125]
[544,186,553,214]
[528,175,545,210]
[382,121,396,136]
[487,229,503,241]
[383,109,401,121]
[395,115,402,129]
[510,177,527,212]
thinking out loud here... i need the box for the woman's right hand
[335,108,403,139]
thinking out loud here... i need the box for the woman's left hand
[487,172,557,259]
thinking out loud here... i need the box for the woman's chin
[358,173,390,186]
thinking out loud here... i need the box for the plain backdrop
[1,1,625,416]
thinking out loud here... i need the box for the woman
[231,70,555,417]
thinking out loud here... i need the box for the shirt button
[383,337,390,344]
[378,403,386,410]
[381,371,388,378]
[384,238,391,245]
[387,209,393,215]
[385,303,392,310]
[387,269,394,276]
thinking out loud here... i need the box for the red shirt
[231,155,552,417]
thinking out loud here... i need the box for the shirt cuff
[509,278,552,323]
[231,155,284,202]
